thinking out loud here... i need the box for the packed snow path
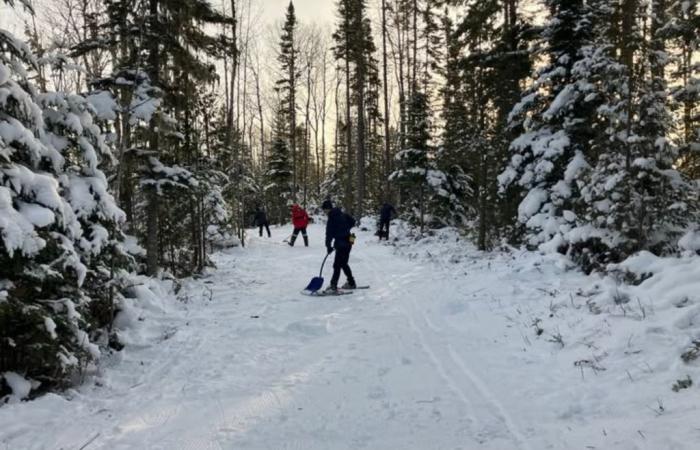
[2,222,697,449]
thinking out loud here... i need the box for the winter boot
[341,280,357,290]
[323,285,338,294]
[303,236,309,247]
[288,235,296,247]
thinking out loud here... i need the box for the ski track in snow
[366,245,531,450]
[1,222,698,450]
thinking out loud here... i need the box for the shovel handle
[319,253,330,277]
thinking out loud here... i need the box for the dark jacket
[254,209,268,226]
[325,207,355,249]
[380,203,396,222]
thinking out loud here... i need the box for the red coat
[291,205,309,229]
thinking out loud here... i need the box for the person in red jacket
[289,204,310,247]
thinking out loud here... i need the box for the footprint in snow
[368,385,386,399]
[377,367,390,377]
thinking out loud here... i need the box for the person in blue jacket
[321,199,357,293]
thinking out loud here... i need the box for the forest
[0,0,698,398]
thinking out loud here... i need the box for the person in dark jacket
[254,206,271,237]
[378,202,396,240]
[289,204,310,246]
[322,200,356,292]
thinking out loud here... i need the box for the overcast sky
[0,3,23,33]
[261,0,336,25]
[0,0,337,34]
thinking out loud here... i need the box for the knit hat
[321,200,333,210]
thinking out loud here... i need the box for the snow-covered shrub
[199,169,236,250]
[679,229,700,255]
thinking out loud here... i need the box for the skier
[321,199,357,293]
[254,206,271,238]
[377,202,396,240]
[289,203,310,247]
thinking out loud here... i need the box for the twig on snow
[78,433,101,450]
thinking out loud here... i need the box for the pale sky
[0,0,338,34]
[261,0,336,25]
[0,3,24,33]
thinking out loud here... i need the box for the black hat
[321,200,333,210]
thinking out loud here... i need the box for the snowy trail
[2,222,697,449]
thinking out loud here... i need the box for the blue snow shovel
[304,253,330,293]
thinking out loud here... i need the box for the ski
[301,289,354,297]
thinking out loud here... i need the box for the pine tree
[277,1,299,196]
[333,0,354,209]
[265,104,294,223]
[333,0,378,213]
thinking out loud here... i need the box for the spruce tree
[500,0,601,252]
[277,1,299,196]
[391,89,434,231]
[573,0,695,269]
[333,0,355,209]
[333,0,378,213]
[435,12,472,227]
[443,0,532,248]
[74,0,233,276]
[666,0,700,178]
[1,4,130,394]
[265,104,294,223]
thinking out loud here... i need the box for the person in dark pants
[289,204,310,246]
[254,206,271,237]
[378,202,396,240]
[322,200,357,293]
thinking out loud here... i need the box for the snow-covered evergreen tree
[665,0,700,178]
[277,1,299,190]
[1,14,130,394]
[499,0,607,253]
[501,0,696,270]
[391,89,449,230]
[265,106,294,223]
[434,13,472,227]
[571,0,696,269]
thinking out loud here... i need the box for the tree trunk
[356,60,366,215]
[290,29,298,198]
[344,12,353,210]
[304,60,312,206]
[620,0,637,170]
[381,0,391,199]
[397,12,407,150]
[253,64,265,163]
[146,0,160,276]
[334,70,341,169]
[229,0,238,140]
[320,47,328,190]
[412,0,418,92]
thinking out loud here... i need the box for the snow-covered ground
[2,220,699,449]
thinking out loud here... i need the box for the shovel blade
[305,276,324,293]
